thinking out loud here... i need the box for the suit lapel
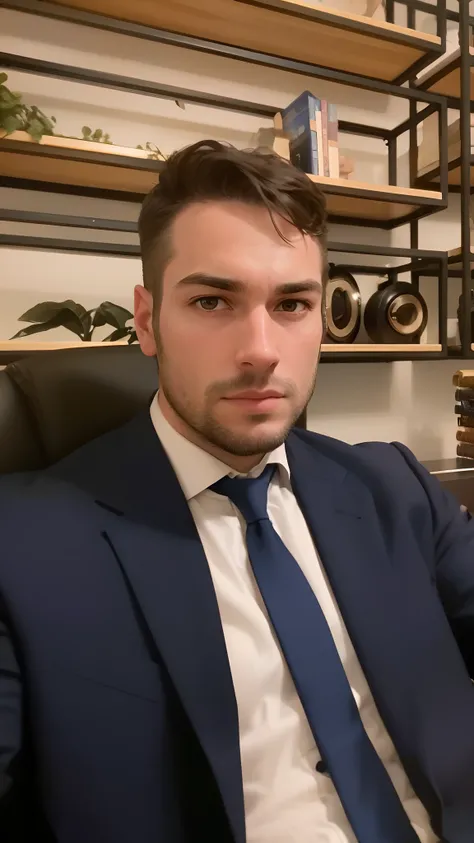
[53,413,245,843]
[285,432,439,818]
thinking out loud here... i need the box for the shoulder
[0,469,104,543]
[289,426,422,477]
[288,427,447,511]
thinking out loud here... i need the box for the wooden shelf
[308,175,442,225]
[0,133,443,227]
[0,341,441,354]
[321,344,442,353]
[0,341,129,351]
[0,132,160,197]
[448,248,474,271]
[417,155,474,189]
[416,47,474,98]
[49,0,441,83]
[0,341,443,367]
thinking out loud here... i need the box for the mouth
[223,391,284,411]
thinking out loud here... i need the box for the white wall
[0,5,463,459]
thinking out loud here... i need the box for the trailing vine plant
[1,73,170,157]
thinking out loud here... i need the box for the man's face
[135,200,324,465]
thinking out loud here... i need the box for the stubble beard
[157,350,318,458]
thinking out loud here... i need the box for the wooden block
[339,154,354,179]
[273,112,284,132]
[256,125,291,160]
[365,0,383,16]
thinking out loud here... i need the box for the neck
[158,392,265,473]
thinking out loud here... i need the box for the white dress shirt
[150,395,437,843]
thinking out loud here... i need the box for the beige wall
[0,6,463,458]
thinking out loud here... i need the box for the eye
[277,299,311,313]
[194,296,226,311]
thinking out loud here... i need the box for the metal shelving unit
[0,0,451,364]
[416,1,474,359]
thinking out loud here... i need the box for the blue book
[281,90,322,175]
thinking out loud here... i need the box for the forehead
[164,200,322,286]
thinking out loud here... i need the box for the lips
[226,391,283,400]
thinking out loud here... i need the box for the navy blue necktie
[211,464,419,843]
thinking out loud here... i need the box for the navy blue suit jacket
[1,411,474,843]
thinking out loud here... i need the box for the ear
[134,285,157,357]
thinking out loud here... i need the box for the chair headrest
[1,346,158,470]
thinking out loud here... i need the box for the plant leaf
[26,117,46,141]
[96,301,133,330]
[0,91,22,106]
[0,73,8,85]
[1,115,22,134]
[18,299,87,324]
[82,125,92,138]
[103,327,131,342]
[10,310,85,340]
[91,308,107,328]
[81,311,93,339]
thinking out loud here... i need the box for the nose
[234,308,280,372]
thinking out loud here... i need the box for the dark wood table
[423,458,474,512]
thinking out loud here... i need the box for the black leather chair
[0,346,158,474]
[2,348,473,513]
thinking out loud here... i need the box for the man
[0,139,473,843]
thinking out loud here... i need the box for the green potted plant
[0,72,56,141]
[11,300,138,344]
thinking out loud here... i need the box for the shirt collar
[149,392,290,501]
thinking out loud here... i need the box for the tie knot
[210,464,275,525]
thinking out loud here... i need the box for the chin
[210,402,298,450]
[233,416,291,445]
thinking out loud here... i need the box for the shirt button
[316,760,329,776]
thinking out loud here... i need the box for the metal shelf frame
[0,228,448,364]
[417,3,474,359]
[456,0,473,359]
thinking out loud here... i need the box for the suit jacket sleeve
[392,442,474,676]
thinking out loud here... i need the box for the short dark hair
[138,139,327,297]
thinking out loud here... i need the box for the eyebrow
[177,273,322,296]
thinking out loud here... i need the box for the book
[456,427,474,444]
[455,404,474,418]
[327,103,339,179]
[457,442,474,459]
[455,393,474,412]
[458,414,474,427]
[314,99,323,176]
[321,99,329,177]
[281,91,322,175]
[453,370,474,388]
[455,387,474,402]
